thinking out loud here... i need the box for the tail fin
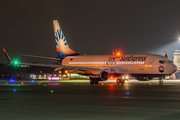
[53,20,79,59]
[164,51,168,58]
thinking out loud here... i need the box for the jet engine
[89,70,109,81]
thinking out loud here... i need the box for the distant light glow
[48,77,59,80]
[31,80,35,83]
[13,89,16,92]
[21,82,23,84]
[44,84,46,87]
[65,70,68,73]
[127,92,129,95]
[18,85,20,86]
[51,90,53,93]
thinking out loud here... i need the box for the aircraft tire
[94,81,99,84]
[90,80,94,84]
[159,80,164,85]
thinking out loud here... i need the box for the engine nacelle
[135,77,148,81]
[89,71,109,81]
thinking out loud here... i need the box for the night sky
[1,0,180,64]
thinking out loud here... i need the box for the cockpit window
[159,60,173,64]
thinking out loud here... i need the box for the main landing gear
[159,77,164,85]
[116,78,125,85]
[90,80,99,84]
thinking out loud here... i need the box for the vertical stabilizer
[53,20,79,59]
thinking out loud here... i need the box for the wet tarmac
[0,79,180,120]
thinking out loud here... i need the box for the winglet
[2,47,12,64]
[164,51,168,58]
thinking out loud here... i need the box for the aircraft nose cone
[170,64,177,73]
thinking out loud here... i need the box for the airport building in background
[173,50,180,78]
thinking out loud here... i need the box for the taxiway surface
[0,79,180,120]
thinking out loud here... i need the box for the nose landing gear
[159,77,164,85]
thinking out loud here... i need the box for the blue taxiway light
[127,92,129,95]
[13,89,16,92]
[31,80,35,83]
[10,79,15,83]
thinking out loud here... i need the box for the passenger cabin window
[159,60,173,64]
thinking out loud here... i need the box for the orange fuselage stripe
[56,48,77,54]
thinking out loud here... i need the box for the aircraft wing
[21,54,60,61]
[19,62,95,71]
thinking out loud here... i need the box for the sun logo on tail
[55,29,68,46]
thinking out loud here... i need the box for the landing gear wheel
[158,77,164,85]
[159,80,164,85]
[90,80,94,84]
[94,81,99,84]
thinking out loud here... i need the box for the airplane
[3,20,177,85]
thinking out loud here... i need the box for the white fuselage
[62,54,177,77]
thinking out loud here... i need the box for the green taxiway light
[38,82,40,84]
[119,83,121,85]
[171,84,173,85]
[75,83,77,85]
[6,82,7,84]
[44,84,46,87]
[18,85,20,86]
[51,90,53,93]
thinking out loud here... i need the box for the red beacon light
[115,51,121,57]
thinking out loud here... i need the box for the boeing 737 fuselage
[3,20,177,85]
